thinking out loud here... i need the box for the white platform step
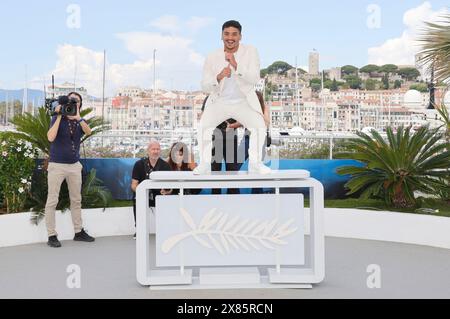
[268,268,315,283]
[150,169,310,181]
[148,269,192,286]
[199,267,260,285]
[150,275,313,290]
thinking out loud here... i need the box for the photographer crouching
[45,92,94,248]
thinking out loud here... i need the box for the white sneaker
[193,163,211,175]
[248,163,272,175]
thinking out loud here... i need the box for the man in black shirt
[131,139,171,238]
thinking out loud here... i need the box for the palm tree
[435,100,450,143]
[419,12,450,203]
[432,94,450,202]
[7,106,109,157]
[6,106,112,217]
[336,126,450,208]
[418,14,450,84]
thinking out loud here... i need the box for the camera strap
[67,119,78,155]
[143,157,155,202]
[143,157,154,179]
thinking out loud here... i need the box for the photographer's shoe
[74,229,95,242]
[193,163,211,175]
[248,163,272,175]
[47,236,61,248]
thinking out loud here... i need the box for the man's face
[147,143,161,161]
[68,93,81,112]
[222,26,241,51]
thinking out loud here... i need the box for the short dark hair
[222,20,242,33]
[68,92,83,108]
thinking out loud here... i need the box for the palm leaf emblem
[161,208,299,255]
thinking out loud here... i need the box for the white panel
[148,269,192,286]
[150,169,310,181]
[199,267,260,285]
[268,268,315,283]
[156,194,304,267]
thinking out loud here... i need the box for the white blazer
[201,43,262,115]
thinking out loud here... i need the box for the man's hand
[54,105,62,115]
[160,189,173,195]
[227,121,243,129]
[225,52,237,70]
[67,107,81,122]
[217,65,232,83]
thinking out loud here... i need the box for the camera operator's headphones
[67,92,83,109]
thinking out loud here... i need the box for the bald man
[131,140,171,238]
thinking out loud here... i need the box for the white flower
[18,187,24,194]
[1,141,6,146]
[27,182,31,186]
[18,140,22,145]
[2,151,7,157]
[21,179,27,184]
[17,147,22,152]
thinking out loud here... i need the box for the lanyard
[67,119,78,155]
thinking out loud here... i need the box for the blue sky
[0,0,448,95]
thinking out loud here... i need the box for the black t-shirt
[132,157,171,206]
[49,116,84,164]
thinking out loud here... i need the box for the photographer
[45,92,94,248]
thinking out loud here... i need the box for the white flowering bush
[0,136,38,213]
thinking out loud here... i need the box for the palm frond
[7,107,51,155]
[7,106,110,156]
[337,125,450,208]
[418,14,450,83]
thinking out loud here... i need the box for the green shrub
[0,136,38,213]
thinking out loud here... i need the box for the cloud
[186,16,215,33]
[116,31,205,88]
[149,15,181,34]
[32,15,213,96]
[368,2,448,65]
[32,44,160,97]
[33,33,205,96]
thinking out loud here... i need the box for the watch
[77,118,86,124]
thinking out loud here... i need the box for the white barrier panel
[136,170,325,289]
[156,194,305,267]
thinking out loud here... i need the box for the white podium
[136,170,324,290]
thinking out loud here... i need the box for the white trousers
[198,100,266,166]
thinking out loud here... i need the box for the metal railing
[82,129,360,160]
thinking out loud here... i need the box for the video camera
[45,95,78,116]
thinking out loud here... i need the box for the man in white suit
[194,20,271,175]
